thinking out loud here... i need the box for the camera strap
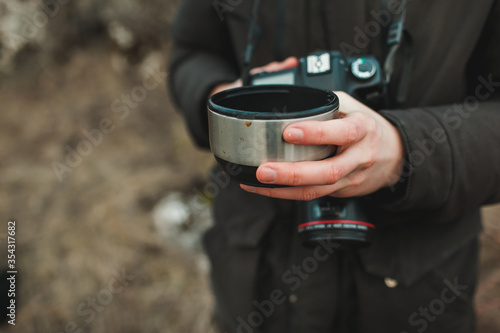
[382,0,413,104]
[274,0,287,61]
[241,0,262,86]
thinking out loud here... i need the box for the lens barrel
[296,197,374,248]
[208,85,338,187]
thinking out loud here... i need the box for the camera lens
[208,85,338,187]
[296,197,374,249]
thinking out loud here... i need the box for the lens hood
[208,85,339,187]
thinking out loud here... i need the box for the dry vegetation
[0,1,499,333]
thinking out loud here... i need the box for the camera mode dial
[351,57,377,80]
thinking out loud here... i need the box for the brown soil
[0,43,216,333]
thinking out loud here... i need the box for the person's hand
[240,91,405,200]
[249,56,299,75]
[208,57,299,97]
[209,78,243,97]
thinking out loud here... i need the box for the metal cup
[208,85,339,186]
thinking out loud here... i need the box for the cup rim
[209,85,338,120]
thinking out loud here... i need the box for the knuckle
[301,188,319,201]
[288,169,302,186]
[327,163,345,184]
[315,125,328,143]
[362,152,377,168]
[350,173,367,187]
[346,119,360,142]
[346,113,374,142]
[347,121,359,142]
[336,188,356,198]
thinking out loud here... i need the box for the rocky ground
[0,1,499,332]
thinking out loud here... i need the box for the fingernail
[259,167,277,183]
[286,128,303,142]
[241,185,257,193]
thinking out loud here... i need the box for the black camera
[251,51,385,109]
[250,51,383,248]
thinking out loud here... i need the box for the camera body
[250,51,383,248]
[251,51,385,109]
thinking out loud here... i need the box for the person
[168,1,500,332]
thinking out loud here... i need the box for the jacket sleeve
[374,3,500,223]
[168,0,240,148]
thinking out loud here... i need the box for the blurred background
[0,1,499,332]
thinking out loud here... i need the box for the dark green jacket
[169,0,500,331]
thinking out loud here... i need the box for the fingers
[283,112,371,146]
[209,78,243,97]
[250,57,299,75]
[241,168,374,200]
[240,183,342,201]
[255,147,363,186]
